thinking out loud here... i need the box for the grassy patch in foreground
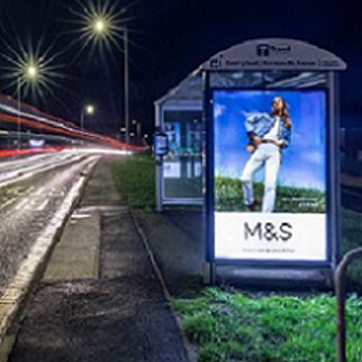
[112,154,155,210]
[174,288,362,362]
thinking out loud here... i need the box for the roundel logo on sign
[257,44,270,57]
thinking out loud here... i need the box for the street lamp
[81,104,96,130]
[0,40,64,149]
[27,65,38,79]
[17,63,39,149]
[86,104,95,115]
[93,18,108,34]
[78,4,130,144]
[94,21,129,144]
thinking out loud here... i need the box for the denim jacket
[245,113,292,149]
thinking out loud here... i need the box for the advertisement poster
[187,120,202,154]
[213,90,327,261]
[164,121,181,156]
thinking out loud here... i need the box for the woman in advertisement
[241,96,292,213]
[165,122,177,156]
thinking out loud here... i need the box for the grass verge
[174,288,362,362]
[112,154,156,210]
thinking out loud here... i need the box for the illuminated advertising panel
[164,121,181,156]
[213,90,327,261]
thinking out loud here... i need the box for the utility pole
[17,78,21,150]
[124,25,130,144]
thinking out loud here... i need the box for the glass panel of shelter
[163,110,202,199]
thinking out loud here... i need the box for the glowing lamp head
[94,19,107,33]
[85,104,95,114]
[26,65,38,79]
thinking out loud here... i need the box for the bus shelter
[200,38,346,284]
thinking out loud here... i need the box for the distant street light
[0,40,65,149]
[17,63,40,149]
[86,104,95,115]
[81,104,96,130]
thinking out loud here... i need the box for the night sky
[0,0,361,136]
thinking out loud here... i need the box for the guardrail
[335,247,362,362]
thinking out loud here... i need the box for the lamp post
[81,104,95,130]
[17,64,38,150]
[88,14,130,144]
[80,104,95,146]
[124,25,129,144]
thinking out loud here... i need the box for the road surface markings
[34,186,46,196]
[36,199,49,211]
[0,198,17,211]
[71,214,92,219]
[15,198,29,211]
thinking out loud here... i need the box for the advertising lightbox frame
[202,41,345,284]
[206,85,332,267]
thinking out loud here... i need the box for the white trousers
[241,143,280,213]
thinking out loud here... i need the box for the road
[0,152,99,297]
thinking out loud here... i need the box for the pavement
[9,158,191,362]
[43,207,100,280]
[134,209,204,297]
